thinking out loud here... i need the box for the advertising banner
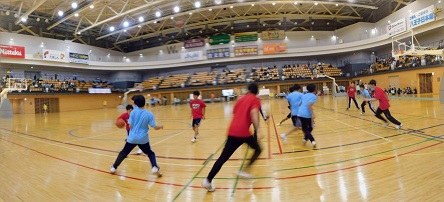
[0,44,25,59]
[208,34,230,45]
[69,52,89,64]
[207,48,230,59]
[261,30,285,40]
[184,38,205,49]
[181,51,203,61]
[409,5,435,29]
[387,18,406,36]
[263,43,287,54]
[234,45,258,57]
[43,49,68,63]
[234,32,258,43]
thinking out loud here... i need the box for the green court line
[276,134,444,172]
[171,139,226,202]
[231,146,249,197]
[194,176,274,180]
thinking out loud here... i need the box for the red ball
[115,118,125,129]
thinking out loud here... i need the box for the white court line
[1,130,268,168]
[323,113,393,142]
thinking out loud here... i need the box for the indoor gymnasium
[0,0,443,201]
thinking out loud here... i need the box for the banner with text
[208,34,230,45]
[0,44,25,59]
[184,38,205,49]
[387,18,406,36]
[207,48,230,59]
[181,51,203,62]
[234,45,258,57]
[261,30,285,40]
[263,43,287,55]
[409,5,435,29]
[69,52,89,64]
[234,32,258,43]
[43,49,67,63]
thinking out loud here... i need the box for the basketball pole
[267,116,271,159]
[270,115,283,154]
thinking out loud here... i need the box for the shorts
[291,116,302,128]
[192,118,202,127]
[286,113,292,119]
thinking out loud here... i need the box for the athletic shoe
[360,112,365,115]
[346,108,349,110]
[191,137,197,143]
[280,133,287,143]
[136,149,143,154]
[277,123,281,126]
[202,178,216,192]
[110,165,116,173]
[312,141,317,149]
[302,139,307,146]
[151,166,162,177]
[237,171,252,179]
[396,124,403,130]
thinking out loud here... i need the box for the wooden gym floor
[0,94,443,201]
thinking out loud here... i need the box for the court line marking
[232,146,249,197]
[172,139,227,201]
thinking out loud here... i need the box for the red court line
[275,142,442,180]
[270,115,283,154]
[0,137,273,190]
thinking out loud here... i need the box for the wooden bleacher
[158,74,190,89]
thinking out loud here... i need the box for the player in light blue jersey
[359,84,376,115]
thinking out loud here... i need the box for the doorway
[419,73,433,94]
[34,98,60,114]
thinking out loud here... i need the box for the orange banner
[263,43,287,55]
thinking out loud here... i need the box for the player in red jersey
[347,81,360,110]
[190,91,206,142]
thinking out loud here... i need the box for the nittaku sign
[207,48,230,59]
[208,34,230,45]
[184,38,205,49]
[69,52,89,64]
[234,32,258,43]
[387,18,406,36]
[409,5,435,29]
[0,44,25,59]
[234,45,258,57]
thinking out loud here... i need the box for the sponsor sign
[69,52,89,64]
[234,32,258,43]
[43,49,67,63]
[0,44,25,59]
[207,48,230,59]
[184,38,205,49]
[181,51,203,61]
[234,45,258,57]
[261,30,285,40]
[387,18,406,36]
[263,43,287,54]
[208,34,230,45]
[409,5,435,29]
[166,45,178,54]
[88,88,111,94]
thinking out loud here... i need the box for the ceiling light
[294,2,298,4]
[77,32,81,34]
[311,21,314,25]
[21,17,27,22]
[327,22,330,25]
[154,21,157,24]
[155,11,161,17]
[215,0,222,5]
[263,23,266,26]
[278,22,281,25]
[123,21,129,27]
[294,22,297,25]
[408,10,412,13]
[110,26,115,31]
[189,12,192,15]
[230,5,233,8]
[45,19,49,23]
[36,17,40,22]
[139,54,143,56]
[272,2,276,5]
[209,8,212,11]
[170,16,174,19]
[138,25,141,28]
[195,1,201,8]
[251,4,254,6]
[89,5,94,9]
[74,13,79,17]
[5,11,9,15]
[10,38,13,41]
[246,25,249,27]
[314,2,318,5]
[72,2,78,9]
[335,3,339,6]
[231,26,234,29]
[123,30,127,32]
[388,20,391,23]
[58,11,64,16]
[138,16,144,22]
[173,6,180,13]
[311,35,314,38]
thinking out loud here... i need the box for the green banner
[234,32,258,43]
[208,34,230,45]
